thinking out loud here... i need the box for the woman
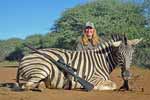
[76,21,100,51]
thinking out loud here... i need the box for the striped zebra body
[17,35,142,91]
[18,42,118,90]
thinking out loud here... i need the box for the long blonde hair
[80,29,100,46]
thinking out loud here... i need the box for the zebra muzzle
[122,70,132,80]
[119,80,129,91]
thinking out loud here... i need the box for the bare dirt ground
[0,66,150,100]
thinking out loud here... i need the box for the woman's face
[85,27,94,39]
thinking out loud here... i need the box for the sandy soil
[0,66,150,100]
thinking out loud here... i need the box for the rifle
[24,44,94,91]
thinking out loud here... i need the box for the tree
[0,38,23,61]
[42,33,59,48]
[53,0,146,49]
[142,0,150,28]
[51,0,149,67]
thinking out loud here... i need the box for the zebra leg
[94,80,117,91]
[22,82,37,90]
[63,73,72,90]
[44,75,51,89]
[22,79,42,92]
[63,79,72,90]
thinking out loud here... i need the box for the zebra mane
[111,34,127,43]
[91,34,127,51]
[100,34,126,43]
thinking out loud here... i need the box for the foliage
[53,0,146,48]
[0,38,23,61]
[52,0,149,67]
[142,0,150,28]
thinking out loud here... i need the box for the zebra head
[112,34,142,80]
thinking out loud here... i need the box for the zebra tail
[16,63,20,84]
[13,62,25,91]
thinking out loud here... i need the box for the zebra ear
[112,41,122,47]
[123,33,128,45]
[128,38,143,46]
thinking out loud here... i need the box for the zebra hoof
[12,83,25,91]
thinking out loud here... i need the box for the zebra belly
[49,71,65,89]
[19,64,50,83]
[48,65,83,89]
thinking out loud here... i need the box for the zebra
[16,34,142,91]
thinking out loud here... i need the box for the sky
[0,0,88,40]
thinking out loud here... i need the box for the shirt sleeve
[72,36,83,51]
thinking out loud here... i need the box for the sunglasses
[85,26,93,29]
